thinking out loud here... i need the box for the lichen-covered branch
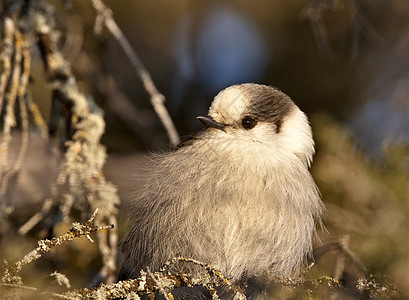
[0,1,122,284]
[0,28,23,194]
[0,33,31,196]
[68,257,246,299]
[0,3,33,225]
[12,209,114,273]
[2,209,114,299]
[0,17,15,115]
[146,267,172,300]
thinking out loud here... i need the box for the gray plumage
[118,83,324,296]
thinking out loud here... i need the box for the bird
[118,83,324,298]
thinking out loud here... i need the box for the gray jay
[118,83,324,297]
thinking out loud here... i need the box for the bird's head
[198,83,315,168]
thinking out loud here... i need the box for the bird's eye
[241,117,256,129]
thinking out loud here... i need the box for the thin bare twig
[90,0,180,147]
[18,197,53,235]
[97,74,157,146]
[313,235,368,275]
[333,234,348,280]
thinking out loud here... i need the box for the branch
[13,208,114,273]
[303,0,334,59]
[0,32,31,195]
[0,17,15,115]
[18,197,53,235]
[90,0,180,147]
[146,267,172,300]
[0,28,22,193]
[72,257,246,299]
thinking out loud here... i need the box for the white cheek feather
[275,108,315,168]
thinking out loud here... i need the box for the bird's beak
[197,116,226,131]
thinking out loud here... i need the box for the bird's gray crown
[209,83,295,133]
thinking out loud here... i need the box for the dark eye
[241,117,256,129]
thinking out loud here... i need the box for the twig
[304,0,385,60]
[333,235,348,280]
[300,262,315,277]
[146,267,172,300]
[161,256,245,298]
[97,74,157,146]
[270,274,342,289]
[14,208,114,273]
[79,257,244,299]
[304,0,334,59]
[107,213,118,281]
[0,28,23,194]
[313,236,368,275]
[23,10,121,285]
[347,0,385,61]
[0,17,15,115]
[0,32,31,196]
[59,193,75,223]
[90,0,180,147]
[26,92,49,139]
[90,213,118,286]
[18,197,53,235]
[0,283,80,300]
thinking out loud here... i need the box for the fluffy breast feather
[119,132,323,282]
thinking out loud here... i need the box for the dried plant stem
[90,0,180,147]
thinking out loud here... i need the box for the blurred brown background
[2,0,408,298]
[39,0,408,153]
